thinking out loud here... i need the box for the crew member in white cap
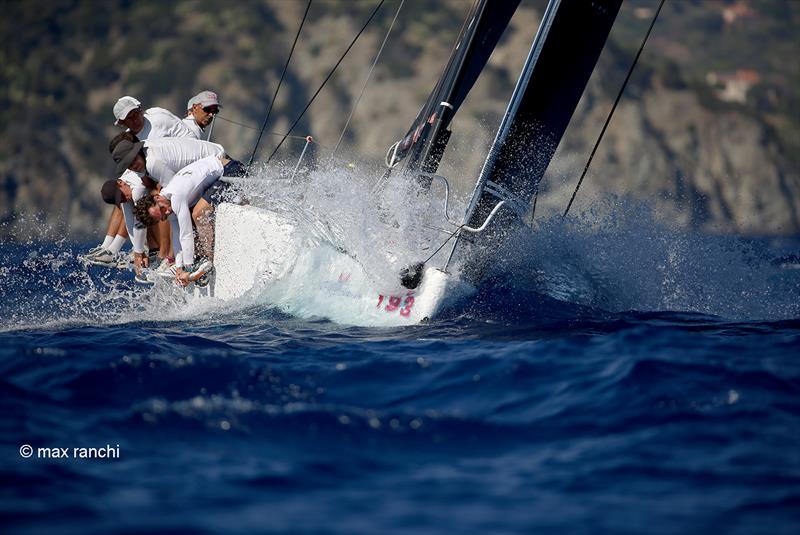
[183,90,222,139]
[113,96,197,141]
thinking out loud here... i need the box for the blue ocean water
[1,217,799,534]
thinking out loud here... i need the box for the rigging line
[215,115,261,130]
[529,189,538,224]
[332,0,404,158]
[422,224,464,265]
[247,0,312,173]
[562,0,666,217]
[206,115,215,141]
[420,223,459,235]
[393,0,475,179]
[370,1,476,199]
[265,0,386,164]
[216,116,334,150]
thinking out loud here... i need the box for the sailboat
[210,0,623,326]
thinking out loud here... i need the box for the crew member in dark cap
[110,136,240,187]
[80,132,144,267]
[93,167,158,276]
[101,178,133,206]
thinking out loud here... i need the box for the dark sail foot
[222,159,247,177]
[400,262,425,289]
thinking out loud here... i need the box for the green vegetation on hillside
[0,0,797,237]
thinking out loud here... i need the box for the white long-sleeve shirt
[162,156,224,267]
[118,170,151,253]
[144,138,225,188]
[138,107,197,140]
[182,116,204,140]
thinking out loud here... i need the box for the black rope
[265,0,386,164]
[529,189,538,224]
[563,0,666,217]
[246,0,312,173]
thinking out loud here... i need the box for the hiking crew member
[118,137,226,187]
[133,156,233,287]
[114,96,196,140]
[99,169,157,275]
[109,137,230,273]
[183,91,222,139]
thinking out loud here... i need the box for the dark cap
[109,131,140,154]
[101,179,123,205]
[111,139,144,176]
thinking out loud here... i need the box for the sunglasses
[202,106,220,115]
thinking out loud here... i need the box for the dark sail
[388,0,521,176]
[462,0,623,233]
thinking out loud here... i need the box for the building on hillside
[706,69,761,104]
[721,2,755,25]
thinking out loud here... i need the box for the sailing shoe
[85,244,105,257]
[86,248,118,267]
[134,271,154,285]
[189,260,214,288]
[77,244,105,263]
[153,260,177,280]
[115,251,134,270]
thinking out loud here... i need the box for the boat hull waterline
[213,203,475,326]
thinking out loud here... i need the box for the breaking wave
[1,163,798,330]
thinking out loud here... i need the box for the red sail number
[399,295,414,317]
[376,294,415,317]
[386,296,402,311]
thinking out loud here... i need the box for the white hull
[212,204,474,326]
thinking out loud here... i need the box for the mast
[447,0,623,276]
[387,0,521,183]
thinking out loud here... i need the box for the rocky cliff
[539,68,800,234]
[1,0,798,241]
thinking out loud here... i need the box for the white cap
[113,96,141,125]
[187,90,222,111]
